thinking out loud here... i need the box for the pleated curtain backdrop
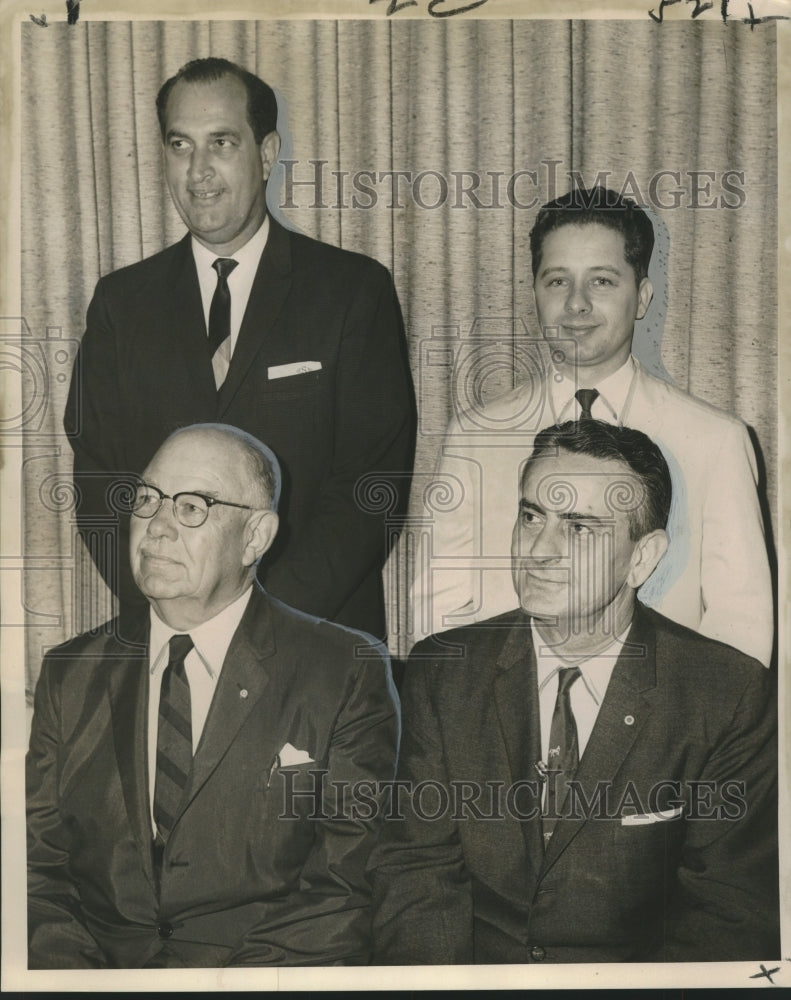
[20,18,777,686]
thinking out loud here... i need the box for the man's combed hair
[526,420,672,540]
[156,57,278,145]
[529,186,655,282]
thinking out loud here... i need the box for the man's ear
[260,130,281,182]
[242,509,279,567]
[636,276,654,320]
[626,528,668,589]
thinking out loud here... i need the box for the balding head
[129,424,280,630]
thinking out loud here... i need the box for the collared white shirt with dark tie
[146,586,253,834]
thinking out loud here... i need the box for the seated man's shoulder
[641,604,771,694]
[410,608,526,670]
[265,594,391,670]
[44,617,147,663]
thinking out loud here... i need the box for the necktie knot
[556,665,581,696]
[574,388,599,420]
[168,633,194,664]
[212,257,238,281]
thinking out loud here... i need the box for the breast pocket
[610,815,686,891]
[264,369,325,400]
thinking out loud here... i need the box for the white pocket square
[277,742,315,767]
[268,361,322,380]
[621,806,683,826]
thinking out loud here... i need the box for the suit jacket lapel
[217,217,295,416]
[106,617,157,888]
[181,586,276,810]
[628,362,668,439]
[540,605,658,875]
[162,234,218,406]
[493,618,545,886]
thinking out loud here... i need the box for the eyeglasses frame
[130,482,254,528]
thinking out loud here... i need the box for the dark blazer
[64,218,415,639]
[370,604,779,964]
[27,584,400,968]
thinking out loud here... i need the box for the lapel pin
[239,688,248,699]
[624,714,634,726]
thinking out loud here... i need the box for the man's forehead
[521,455,642,516]
[165,75,247,121]
[539,222,628,258]
[145,432,241,482]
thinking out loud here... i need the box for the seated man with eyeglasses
[26,423,399,969]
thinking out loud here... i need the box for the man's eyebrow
[558,511,609,523]
[164,128,242,141]
[519,498,544,513]
[539,264,625,277]
[180,488,220,498]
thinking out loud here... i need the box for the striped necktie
[153,633,194,843]
[209,257,238,389]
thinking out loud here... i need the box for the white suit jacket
[409,358,772,666]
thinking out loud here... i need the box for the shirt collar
[190,214,270,276]
[550,355,637,424]
[148,586,254,681]
[532,621,630,706]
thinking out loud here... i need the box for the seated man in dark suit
[27,424,400,968]
[65,56,414,641]
[371,419,778,964]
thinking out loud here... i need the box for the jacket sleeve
[63,278,145,613]
[369,649,474,964]
[646,667,779,961]
[261,264,415,626]
[26,658,109,969]
[697,419,774,666]
[224,649,400,966]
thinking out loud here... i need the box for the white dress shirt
[533,624,629,765]
[147,587,253,832]
[549,355,639,427]
[191,215,270,357]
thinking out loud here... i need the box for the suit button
[157,922,174,939]
[530,944,546,962]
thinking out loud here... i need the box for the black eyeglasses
[130,483,253,528]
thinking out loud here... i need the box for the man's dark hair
[529,186,655,283]
[524,420,671,540]
[156,57,278,145]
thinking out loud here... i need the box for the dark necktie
[153,634,194,844]
[575,387,599,420]
[208,258,239,357]
[543,666,582,846]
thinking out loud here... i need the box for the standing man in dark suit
[371,420,778,964]
[65,56,414,641]
[27,424,400,968]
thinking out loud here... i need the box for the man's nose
[517,520,565,561]
[565,280,591,314]
[187,147,214,183]
[146,499,179,539]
